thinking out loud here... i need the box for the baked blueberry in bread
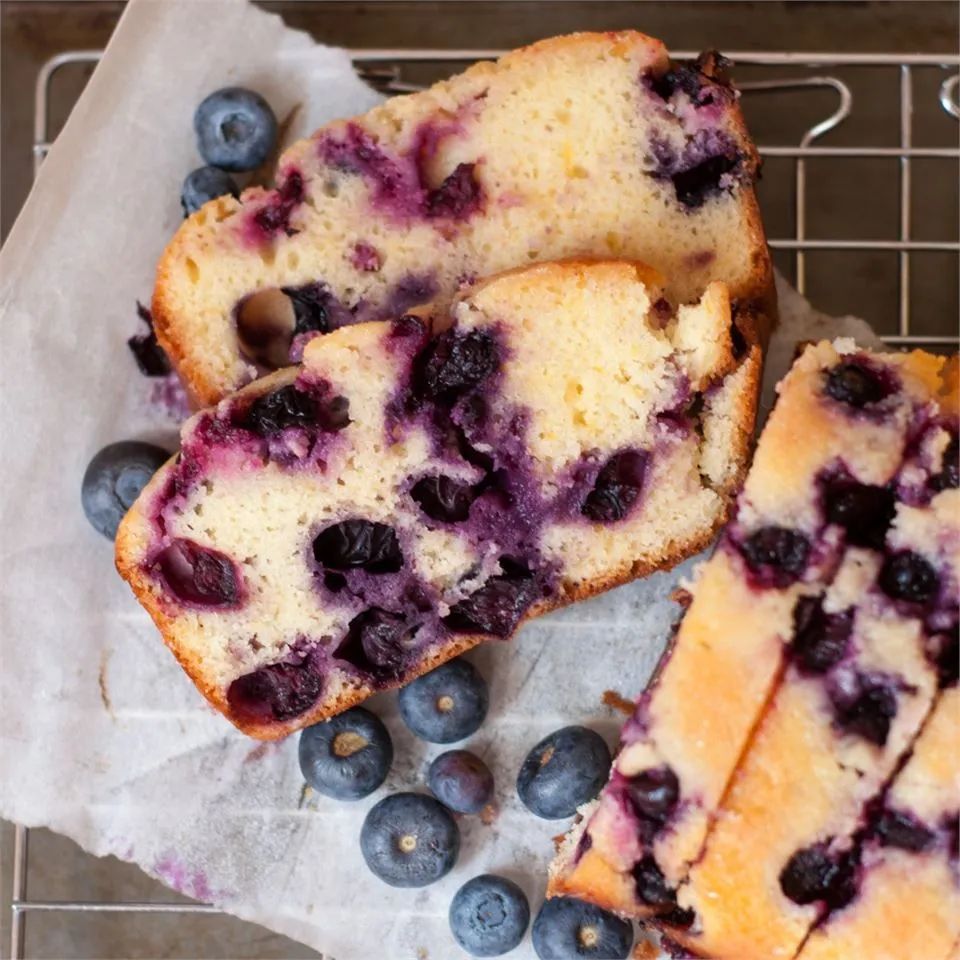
[117,260,762,739]
[796,687,960,960]
[549,341,958,959]
[151,31,772,406]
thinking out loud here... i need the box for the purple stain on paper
[150,374,192,423]
[153,852,229,903]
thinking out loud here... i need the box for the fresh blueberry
[81,441,169,539]
[445,573,540,638]
[450,875,530,957]
[359,792,459,887]
[825,361,893,408]
[879,551,939,604]
[153,538,242,607]
[531,897,633,960]
[823,479,896,550]
[181,165,239,216]
[581,450,649,523]
[227,658,323,724]
[312,520,403,573]
[874,810,935,851]
[739,526,810,587]
[517,726,611,819]
[428,750,494,814]
[415,329,499,401]
[398,659,488,743]
[779,843,856,909]
[411,475,476,523]
[790,597,853,674]
[298,707,392,800]
[194,87,277,172]
[334,608,421,679]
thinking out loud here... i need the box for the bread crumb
[632,940,661,960]
[479,802,499,825]
[602,689,635,716]
[669,586,692,607]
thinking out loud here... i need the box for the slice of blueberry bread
[117,260,761,739]
[548,341,959,948]
[152,31,772,405]
[796,686,960,960]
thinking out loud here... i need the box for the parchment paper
[0,2,882,957]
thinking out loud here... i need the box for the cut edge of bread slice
[119,259,762,740]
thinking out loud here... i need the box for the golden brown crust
[460,257,669,300]
[547,850,638,914]
[152,195,246,408]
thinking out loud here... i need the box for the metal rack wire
[11,45,960,960]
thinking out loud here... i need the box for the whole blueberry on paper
[181,165,239,215]
[398,658,488,743]
[517,726,611,819]
[428,750,494,814]
[194,87,277,172]
[531,896,633,959]
[298,707,392,800]
[449,874,530,957]
[360,792,459,887]
[81,441,169,540]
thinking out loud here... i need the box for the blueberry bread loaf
[117,260,762,739]
[549,341,959,958]
[796,687,960,960]
[152,31,772,405]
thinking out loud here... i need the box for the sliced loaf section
[548,343,959,953]
[118,260,760,739]
[152,32,772,405]
[795,687,960,960]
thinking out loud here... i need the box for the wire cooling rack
[11,46,960,960]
